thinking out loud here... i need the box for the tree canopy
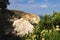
[0,0,9,9]
[52,12,60,26]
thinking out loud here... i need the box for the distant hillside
[39,15,43,19]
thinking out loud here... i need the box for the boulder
[12,18,34,37]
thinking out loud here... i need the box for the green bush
[23,11,60,40]
[44,27,60,40]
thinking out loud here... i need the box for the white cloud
[39,4,48,8]
[28,0,35,3]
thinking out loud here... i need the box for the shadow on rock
[0,9,22,40]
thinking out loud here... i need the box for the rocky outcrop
[12,18,34,37]
[10,10,40,24]
[22,13,40,24]
[9,10,40,37]
[0,9,40,38]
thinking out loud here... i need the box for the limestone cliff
[0,9,40,37]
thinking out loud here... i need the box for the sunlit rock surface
[22,14,40,24]
[12,18,34,37]
[11,10,40,24]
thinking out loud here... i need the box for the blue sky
[7,0,60,15]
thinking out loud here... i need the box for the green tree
[43,14,52,30]
[0,0,9,9]
[52,12,60,27]
[0,0,9,13]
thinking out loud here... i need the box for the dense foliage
[0,0,9,9]
[23,12,60,40]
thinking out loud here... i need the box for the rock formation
[12,18,34,37]
[10,10,40,24]
[0,9,40,38]
[9,10,40,37]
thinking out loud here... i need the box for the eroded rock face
[11,10,40,24]
[22,14,40,24]
[12,18,34,37]
[11,10,40,37]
